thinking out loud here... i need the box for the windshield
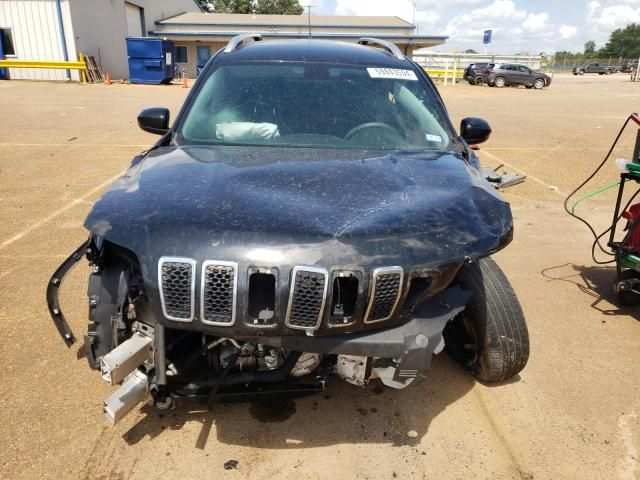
[177,62,452,151]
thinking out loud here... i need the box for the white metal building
[0,0,202,81]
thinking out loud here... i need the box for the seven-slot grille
[158,259,404,327]
[201,261,237,326]
[158,257,196,322]
[285,266,329,330]
[364,267,404,323]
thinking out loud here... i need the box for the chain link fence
[547,55,638,73]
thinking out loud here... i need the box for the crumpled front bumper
[254,285,473,385]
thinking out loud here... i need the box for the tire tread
[456,258,529,382]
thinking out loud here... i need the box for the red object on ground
[622,203,640,254]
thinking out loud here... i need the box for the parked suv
[48,35,529,425]
[485,63,551,89]
[463,62,494,85]
[572,63,613,75]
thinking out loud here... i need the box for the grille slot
[286,266,328,330]
[201,261,237,326]
[158,257,196,322]
[364,267,404,323]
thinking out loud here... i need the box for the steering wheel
[345,122,401,140]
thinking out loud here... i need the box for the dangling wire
[564,115,637,263]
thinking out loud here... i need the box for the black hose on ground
[207,352,239,410]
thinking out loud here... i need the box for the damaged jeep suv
[47,35,529,425]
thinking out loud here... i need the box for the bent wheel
[444,258,529,382]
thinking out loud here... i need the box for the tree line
[556,23,640,62]
[196,0,304,15]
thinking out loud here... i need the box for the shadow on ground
[122,354,479,449]
[541,262,640,319]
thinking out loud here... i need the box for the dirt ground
[0,73,639,480]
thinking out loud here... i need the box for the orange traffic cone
[181,76,188,88]
[105,72,111,85]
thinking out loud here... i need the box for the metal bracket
[46,238,92,347]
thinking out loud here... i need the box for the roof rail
[357,37,404,60]
[224,33,263,54]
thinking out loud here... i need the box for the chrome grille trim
[285,266,329,331]
[200,260,238,326]
[364,266,404,324]
[158,257,196,322]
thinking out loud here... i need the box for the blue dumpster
[0,34,6,80]
[126,37,175,85]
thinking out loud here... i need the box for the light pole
[303,5,315,38]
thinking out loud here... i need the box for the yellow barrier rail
[423,69,464,77]
[0,59,87,70]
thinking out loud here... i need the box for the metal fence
[412,52,543,72]
[547,55,638,72]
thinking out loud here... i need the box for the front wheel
[533,78,545,89]
[474,75,483,85]
[579,70,585,75]
[494,76,506,88]
[443,258,530,382]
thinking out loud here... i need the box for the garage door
[125,2,144,37]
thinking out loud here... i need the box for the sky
[311,0,640,55]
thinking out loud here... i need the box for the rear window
[177,62,452,151]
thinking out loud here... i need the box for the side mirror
[460,117,491,145]
[138,107,170,135]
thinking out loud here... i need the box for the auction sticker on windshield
[367,68,418,81]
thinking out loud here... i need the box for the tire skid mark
[470,386,532,479]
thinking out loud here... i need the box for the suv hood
[85,146,512,273]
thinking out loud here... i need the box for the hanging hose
[564,114,639,264]
[570,181,620,214]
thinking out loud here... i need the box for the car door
[518,65,533,85]
[589,64,598,73]
[507,65,523,85]
[498,64,513,84]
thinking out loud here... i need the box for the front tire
[579,70,585,75]
[533,78,545,89]
[444,258,530,383]
[494,76,506,88]
[474,75,483,85]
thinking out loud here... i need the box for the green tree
[584,40,596,55]
[209,0,253,13]
[598,23,640,59]
[255,0,303,14]
[464,48,478,54]
[198,0,303,14]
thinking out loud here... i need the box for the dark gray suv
[484,63,551,89]
[48,35,529,425]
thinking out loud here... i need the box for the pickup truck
[573,63,613,75]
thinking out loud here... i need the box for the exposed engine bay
[48,236,472,425]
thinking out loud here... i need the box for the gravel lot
[0,73,638,480]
